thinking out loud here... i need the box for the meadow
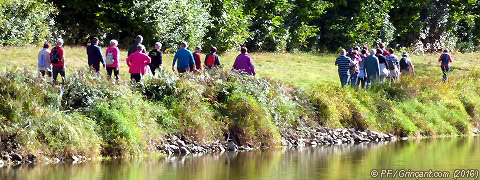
[1,46,480,160]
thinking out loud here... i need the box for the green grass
[0,46,479,160]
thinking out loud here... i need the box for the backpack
[38,54,47,67]
[387,59,396,70]
[441,54,450,65]
[206,54,215,66]
[50,48,60,64]
[106,52,114,65]
[399,58,409,71]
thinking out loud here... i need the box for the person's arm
[159,52,163,66]
[335,58,338,66]
[449,55,453,63]
[126,56,131,67]
[189,52,195,69]
[98,46,105,66]
[438,55,442,62]
[204,54,208,67]
[409,61,415,74]
[376,58,381,77]
[249,57,256,76]
[145,55,151,65]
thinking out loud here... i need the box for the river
[1,137,479,180]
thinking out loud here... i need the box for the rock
[309,141,317,146]
[400,136,409,141]
[227,141,238,152]
[169,145,180,154]
[177,140,187,147]
[27,154,36,163]
[179,147,190,155]
[0,160,4,168]
[1,151,10,161]
[11,153,22,162]
[473,129,480,134]
[53,158,60,164]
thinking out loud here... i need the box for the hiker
[38,42,52,78]
[364,49,380,87]
[50,39,66,85]
[376,48,389,83]
[358,49,368,88]
[172,41,195,73]
[204,46,221,69]
[193,46,202,72]
[233,47,256,76]
[362,45,370,56]
[127,35,146,57]
[87,37,105,73]
[349,47,361,88]
[148,42,163,76]
[105,39,120,81]
[439,49,453,82]
[399,52,415,75]
[386,49,400,83]
[379,43,390,56]
[126,45,151,83]
[335,49,353,87]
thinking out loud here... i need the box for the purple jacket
[233,53,255,76]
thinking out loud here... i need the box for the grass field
[2,46,478,88]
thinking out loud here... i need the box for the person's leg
[40,70,46,77]
[52,66,59,84]
[131,74,141,83]
[59,68,66,85]
[114,69,120,81]
[441,66,447,82]
[350,73,358,88]
[106,67,113,80]
[47,71,52,78]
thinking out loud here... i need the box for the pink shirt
[126,50,151,74]
[106,46,120,68]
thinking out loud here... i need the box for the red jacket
[126,50,151,74]
[50,46,65,67]
[193,52,202,70]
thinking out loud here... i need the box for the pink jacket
[126,50,151,74]
[106,46,120,68]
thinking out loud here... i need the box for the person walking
[358,49,368,88]
[376,49,389,83]
[233,47,256,76]
[148,42,163,76]
[204,46,221,69]
[364,49,381,87]
[335,49,353,87]
[172,41,195,73]
[379,43,390,56]
[50,39,66,85]
[105,39,120,81]
[87,37,105,73]
[193,46,202,72]
[386,49,400,83]
[38,42,52,78]
[399,52,415,75]
[128,35,146,57]
[439,49,453,82]
[126,45,151,83]
[349,47,361,88]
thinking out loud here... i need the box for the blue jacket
[364,55,380,77]
[87,44,105,66]
[172,48,195,70]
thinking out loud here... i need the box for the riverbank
[1,64,480,167]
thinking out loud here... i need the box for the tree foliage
[1,0,480,52]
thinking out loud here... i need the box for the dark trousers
[149,63,160,75]
[441,66,450,82]
[339,74,350,87]
[178,68,189,73]
[130,74,142,83]
[52,66,65,84]
[40,70,52,78]
[106,67,119,80]
[358,77,366,89]
[90,65,100,73]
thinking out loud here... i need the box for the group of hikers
[335,43,453,88]
[37,35,257,84]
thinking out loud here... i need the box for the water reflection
[1,137,478,180]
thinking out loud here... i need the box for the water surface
[1,137,479,180]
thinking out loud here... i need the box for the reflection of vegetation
[2,138,478,180]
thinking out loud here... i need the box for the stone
[27,154,36,162]
[227,141,238,152]
[179,147,190,155]
[177,140,187,147]
[169,145,180,154]
[0,160,4,168]
[473,129,480,134]
[400,136,409,141]
[309,141,317,146]
[53,158,60,164]
[11,153,22,162]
